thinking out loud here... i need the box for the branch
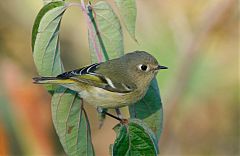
[87,4,109,61]
[80,0,104,62]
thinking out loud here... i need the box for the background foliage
[0,0,238,155]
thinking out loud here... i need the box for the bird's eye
[138,64,148,71]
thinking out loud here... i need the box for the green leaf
[129,78,163,141]
[43,0,65,5]
[32,2,95,156]
[52,87,95,156]
[88,1,124,62]
[32,1,66,91]
[112,119,159,156]
[114,0,137,41]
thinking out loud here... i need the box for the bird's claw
[120,118,129,125]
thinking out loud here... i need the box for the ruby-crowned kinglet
[33,51,167,109]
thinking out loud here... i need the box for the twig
[87,4,109,61]
[80,0,104,62]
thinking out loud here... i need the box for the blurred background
[0,0,238,155]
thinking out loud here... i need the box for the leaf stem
[80,0,104,62]
[86,4,109,61]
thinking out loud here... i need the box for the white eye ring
[138,64,149,72]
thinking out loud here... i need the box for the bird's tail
[32,77,75,84]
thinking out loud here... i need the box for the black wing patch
[56,63,135,93]
[57,63,100,79]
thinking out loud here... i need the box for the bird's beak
[155,65,168,70]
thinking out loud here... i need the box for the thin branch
[80,0,104,62]
[87,4,109,61]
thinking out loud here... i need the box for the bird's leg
[115,108,128,124]
[97,107,122,121]
[97,107,128,124]
[96,107,107,128]
[115,108,123,119]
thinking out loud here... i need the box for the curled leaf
[114,0,137,41]
[42,0,65,5]
[32,2,95,155]
[32,1,66,91]
[112,119,159,156]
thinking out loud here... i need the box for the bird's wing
[56,63,136,93]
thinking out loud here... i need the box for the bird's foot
[97,107,128,124]
[115,108,128,124]
[115,108,123,119]
[120,118,129,125]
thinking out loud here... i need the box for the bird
[33,51,167,109]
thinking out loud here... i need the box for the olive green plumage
[33,51,167,108]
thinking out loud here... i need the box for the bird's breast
[79,86,144,109]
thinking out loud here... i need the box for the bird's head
[123,51,167,87]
